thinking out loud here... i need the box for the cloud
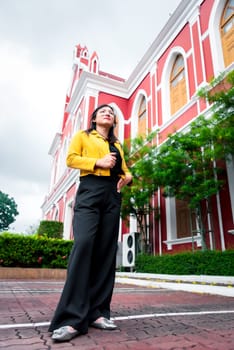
[0,41,67,231]
[0,42,66,182]
[0,0,181,233]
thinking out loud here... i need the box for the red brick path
[0,281,234,349]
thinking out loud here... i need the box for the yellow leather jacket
[66,130,131,179]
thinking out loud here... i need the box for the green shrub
[37,220,63,239]
[1,232,233,275]
[0,232,73,268]
[135,250,234,276]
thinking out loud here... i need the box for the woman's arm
[66,131,97,171]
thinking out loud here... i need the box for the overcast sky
[0,0,181,233]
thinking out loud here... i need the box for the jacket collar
[91,129,110,140]
[90,129,120,144]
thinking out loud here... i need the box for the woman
[49,104,132,342]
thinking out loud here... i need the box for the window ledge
[163,236,202,250]
[160,98,195,131]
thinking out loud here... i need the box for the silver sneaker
[91,317,117,330]
[51,326,79,342]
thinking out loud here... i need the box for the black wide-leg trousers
[49,175,121,333]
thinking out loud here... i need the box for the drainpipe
[158,188,162,256]
[216,191,225,251]
[213,157,225,251]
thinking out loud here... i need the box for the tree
[37,220,63,239]
[121,132,159,253]
[155,70,234,250]
[154,123,223,250]
[122,70,234,252]
[197,70,234,157]
[0,191,19,231]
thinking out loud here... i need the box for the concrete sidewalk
[116,272,234,297]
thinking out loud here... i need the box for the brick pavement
[0,280,234,349]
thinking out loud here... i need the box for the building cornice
[125,0,204,92]
[67,72,128,115]
[66,1,205,111]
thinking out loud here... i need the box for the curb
[116,272,234,297]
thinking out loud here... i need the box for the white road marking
[0,310,234,330]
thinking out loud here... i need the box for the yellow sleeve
[66,131,97,171]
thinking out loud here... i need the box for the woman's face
[94,106,115,128]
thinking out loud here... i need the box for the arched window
[54,208,59,221]
[138,95,147,135]
[220,0,234,67]
[114,115,119,138]
[110,104,124,143]
[93,60,97,73]
[82,49,88,58]
[170,54,187,115]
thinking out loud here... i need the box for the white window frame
[163,197,202,250]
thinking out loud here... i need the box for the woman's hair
[85,104,118,143]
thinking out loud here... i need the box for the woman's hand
[117,174,133,193]
[95,152,117,169]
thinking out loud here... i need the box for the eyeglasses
[98,108,115,116]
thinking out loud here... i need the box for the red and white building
[42,0,234,258]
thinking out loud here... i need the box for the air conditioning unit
[122,232,135,267]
